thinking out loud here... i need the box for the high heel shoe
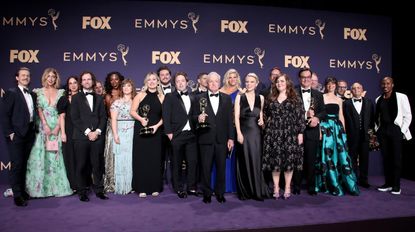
[273,188,280,200]
[283,192,291,200]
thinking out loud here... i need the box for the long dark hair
[64,75,79,98]
[270,74,299,103]
[104,71,124,94]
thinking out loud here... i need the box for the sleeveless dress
[236,94,270,200]
[315,103,360,196]
[104,117,115,192]
[111,99,134,194]
[211,90,238,193]
[26,88,72,197]
[132,90,163,194]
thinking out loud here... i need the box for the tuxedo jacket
[70,92,107,140]
[162,91,196,138]
[295,86,326,141]
[193,92,235,144]
[343,97,374,143]
[1,87,37,138]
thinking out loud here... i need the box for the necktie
[302,89,311,93]
[180,91,188,96]
[23,88,29,94]
[85,92,94,96]
[353,98,362,102]
[163,86,171,90]
[210,93,219,97]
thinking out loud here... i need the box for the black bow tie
[353,99,362,102]
[302,89,311,93]
[85,92,94,96]
[23,88,29,94]
[163,86,171,90]
[180,91,188,96]
[210,93,219,97]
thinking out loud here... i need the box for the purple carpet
[1,176,415,232]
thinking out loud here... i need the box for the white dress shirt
[18,85,34,122]
[208,91,219,115]
[180,91,191,131]
[352,98,362,114]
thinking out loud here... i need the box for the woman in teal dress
[110,79,136,195]
[315,77,359,196]
[26,68,72,197]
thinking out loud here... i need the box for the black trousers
[6,129,35,198]
[73,139,105,195]
[349,133,370,183]
[293,138,319,191]
[199,143,227,196]
[377,124,403,189]
[170,131,198,192]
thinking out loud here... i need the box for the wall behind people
[0,1,391,183]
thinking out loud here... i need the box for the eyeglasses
[338,86,347,89]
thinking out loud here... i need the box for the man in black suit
[293,68,326,195]
[259,66,282,98]
[194,71,234,204]
[1,67,36,206]
[71,71,108,202]
[343,82,374,188]
[163,72,198,199]
[192,72,208,95]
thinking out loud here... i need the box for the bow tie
[85,92,94,96]
[23,88,29,94]
[163,86,171,90]
[180,91,188,96]
[353,98,362,103]
[210,93,219,97]
[302,89,311,93]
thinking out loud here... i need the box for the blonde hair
[245,73,259,83]
[141,72,163,96]
[223,68,241,88]
[41,67,60,88]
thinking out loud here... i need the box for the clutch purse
[45,136,59,152]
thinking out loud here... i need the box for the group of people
[1,65,411,207]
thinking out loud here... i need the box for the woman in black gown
[234,73,270,200]
[130,72,164,197]
[57,76,80,191]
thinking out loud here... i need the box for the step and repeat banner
[0,1,391,183]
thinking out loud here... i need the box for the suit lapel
[175,91,187,114]
[81,92,93,112]
[16,88,31,116]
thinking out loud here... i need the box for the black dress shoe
[79,194,90,202]
[359,182,370,188]
[96,192,109,200]
[216,194,226,203]
[14,196,27,207]
[187,190,199,197]
[308,190,317,195]
[202,195,211,204]
[22,192,31,201]
[177,191,187,199]
[292,187,301,195]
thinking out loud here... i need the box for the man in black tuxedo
[1,67,36,206]
[344,82,374,188]
[192,72,208,95]
[293,68,326,195]
[158,65,175,95]
[71,71,108,202]
[259,67,282,98]
[162,72,198,199]
[194,71,234,203]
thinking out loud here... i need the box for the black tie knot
[210,93,219,97]
[353,98,362,102]
[163,86,171,90]
[85,92,94,96]
[180,91,188,96]
[23,88,29,94]
[302,89,311,93]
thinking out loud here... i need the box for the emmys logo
[10,50,40,63]
[152,51,181,64]
[82,16,112,30]
[188,12,199,33]
[48,8,60,30]
[135,12,199,32]
[221,20,248,33]
[254,47,265,69]
[329,54,381,72]
[344,27,367,41]
[284,55,310,68]
[1,161,11,171]
[2,9,60,31]
[269,19,325,39]
[117,44,129,66]
[63,45,127,65]
[203,52,257,67]
[372,53,381,73]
